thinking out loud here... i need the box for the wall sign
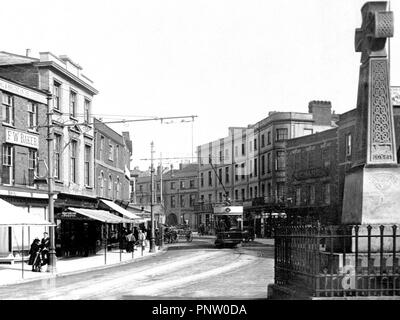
[5,128,39,149]
[0,78,47,104]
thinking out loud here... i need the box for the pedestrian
[40,232,50,266]
[138,229,146,252]
[133,226,139,246]
[199,223,204,236]
[142,227,148,247]
[28,237,41,271]
[155,228,160,246]
[125,231,135,253]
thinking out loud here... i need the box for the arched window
[100,172,105,197]
[116,177,120,200]
[109,175,113,198]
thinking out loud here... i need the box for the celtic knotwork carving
[375,12,394,38]
[371,60,391,145]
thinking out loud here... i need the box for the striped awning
[100,199,142,220]
[67,207,133,224]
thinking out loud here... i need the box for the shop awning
[0,198,54,226]
[67,207,133,224]
[99,199,142,220]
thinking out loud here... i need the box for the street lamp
[46,91,56,273]
[149,142,156,253]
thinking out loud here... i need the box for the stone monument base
[341,165,400,225]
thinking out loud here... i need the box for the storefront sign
[0,78,47,104]
[213,206,243,214]
[293,167,328,180]
[5,128,39,149]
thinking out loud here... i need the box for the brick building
[285,88,400,224]
[0,51,104,257]
[0,51,99,208]
[0,75,49,257]
[0,51,138,258]
[93,118,132,202]
[195,101,338,236]
[135,163,198,229]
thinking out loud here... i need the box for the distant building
[285,88,400,224]
[135,163,198,229]
[93,118,132,202]
[195,101,338,236]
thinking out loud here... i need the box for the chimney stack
[25,49,31,57]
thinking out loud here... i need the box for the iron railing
[274,224,400,297]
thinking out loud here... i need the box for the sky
[1,0,400,171]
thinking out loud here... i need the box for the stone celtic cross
[352,1,396,166]
[342,1,399,226]
[355,2,393,63]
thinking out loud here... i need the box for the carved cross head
[355,1,393,63]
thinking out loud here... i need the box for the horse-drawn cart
[164,225,192,243]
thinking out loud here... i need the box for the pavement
[0,244,166,287]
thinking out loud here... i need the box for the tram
[213,205,244,248]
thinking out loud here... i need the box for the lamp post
[149,142,156,253]
[46,91,56,273]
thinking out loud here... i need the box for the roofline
[286,127,338,144]
[93,118,124,142]
[0,51,39,62]
[34,61,99,95]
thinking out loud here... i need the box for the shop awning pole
[22,227,24,279]
[104,223,107,265]
[119,224,122,262]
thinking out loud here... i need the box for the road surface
[0,237,274,300]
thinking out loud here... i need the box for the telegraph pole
[149,142,156,252]
[159,153,165,249]
[46,91,56,273]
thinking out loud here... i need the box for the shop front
[55,207,133,258]
[0,190,49,259]
[244,200,287,238]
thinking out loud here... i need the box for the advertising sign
[5,128,39,149]
[213,206,243,215]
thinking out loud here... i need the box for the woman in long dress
[28,238,41,271]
